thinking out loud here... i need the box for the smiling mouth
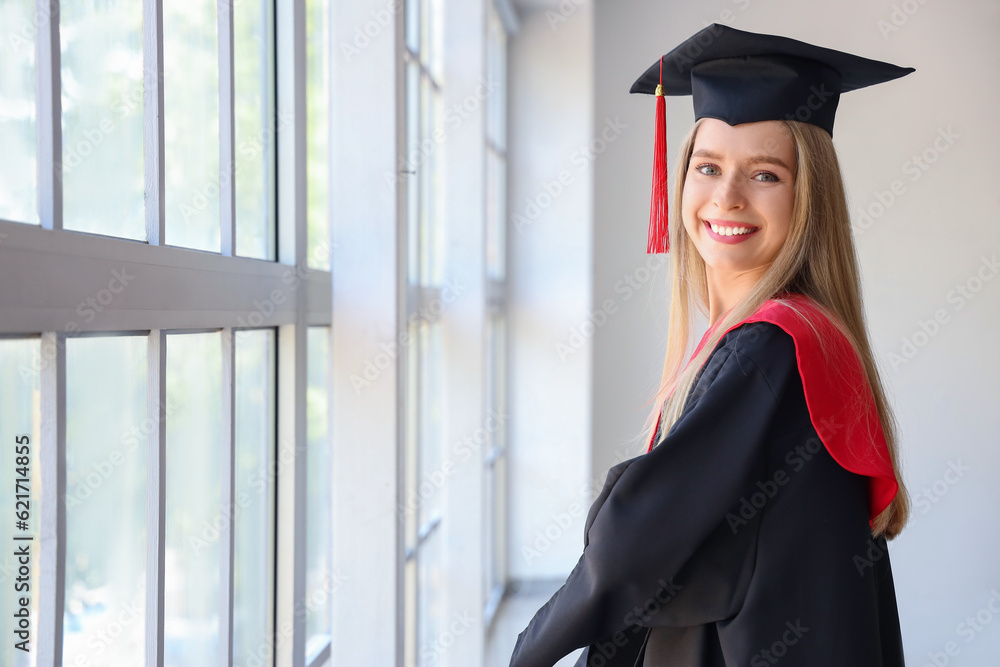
[705,220,760,237]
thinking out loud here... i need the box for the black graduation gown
[508,321,905,667]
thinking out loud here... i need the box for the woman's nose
[712,174,746,210]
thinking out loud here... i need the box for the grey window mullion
[144,0,166,245]
[276,322,307,667]
[261,0,277,262]
[220,0,237,257]
[36,0,62,231]
[275,0,308,665]
[36,4,65,660]
[37,332,66,667]
[220,329,237,666]
[146,330,167,667]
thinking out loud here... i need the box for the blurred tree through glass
[233,329,277,666]
[0,0,39,225]
[164,0,221,251]
[235,0,277,260]
[61,0,145,239]
[306,326,332,656]
[63,336,147,667]
[306,0,331,270]
[165,332,222,667]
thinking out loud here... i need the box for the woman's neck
[705,265,767,325]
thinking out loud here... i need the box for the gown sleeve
[508,323,802,667]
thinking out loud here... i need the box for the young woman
[509,24,913,667]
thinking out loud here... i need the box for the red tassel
[646,57,669,254]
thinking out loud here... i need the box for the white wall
[330,0,401,663]
[589,0,1000,664]
[507,2,594,580]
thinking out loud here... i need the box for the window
[61,0,144,239]
[64,335,147,666]
[403,0,447,663]
[306,326,333,661]
[0,0,38,225]
[306,0,332,271]
[305,0,334,660]
[0,4,331,667]
[164,332,224,664]
[0,339,41,667]
[483,0,510,629]
[233,329,277,667]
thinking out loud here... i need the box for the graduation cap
[631,23,915,253]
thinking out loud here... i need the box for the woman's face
[681,118,797,278]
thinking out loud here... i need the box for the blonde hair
[642,118,909,539]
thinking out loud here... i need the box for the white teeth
[709,222,755,236]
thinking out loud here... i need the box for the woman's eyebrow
[690,148,792,171]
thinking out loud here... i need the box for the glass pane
[423,81,444,285]
[486,6,507,152]
[164,0,220,252]
[497,155,507,279]
[63,336,147,666]
[487,314,508,594]
[486,149,506,281]
[427,0,443,83]
[306,327,332,653]
[405,60,421,285]
[483,459,495,600]
[0,339,40,667]
[235,0,276,260]
[486,6,498,146]
[0,0,38,224]
[404,321,420,551]
[61,0,145,239]
[419,74,433,283]
[403,323,419,660]
[233,330,276,667]
[418,323,443,527]
[419,0,428,67]
[484,316,497,599]
[492,454,507,592]
[306,0,331,270]
[416,529,443,667]
[495,43,507,152]
[403,557,417,667]
[165,332,221,667]
[405,0,419,54]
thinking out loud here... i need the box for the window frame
[482,0,510,631]
[0,2,331,666]
[401,0,448,663]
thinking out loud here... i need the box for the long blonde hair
[642,118,909,539]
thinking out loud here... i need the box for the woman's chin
[700,255,760,277]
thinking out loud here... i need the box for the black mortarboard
[631,23,914,253]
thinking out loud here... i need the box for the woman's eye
[694,163,720,176]
[753,171,779,182]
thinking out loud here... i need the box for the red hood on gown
[646,292,899,526]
